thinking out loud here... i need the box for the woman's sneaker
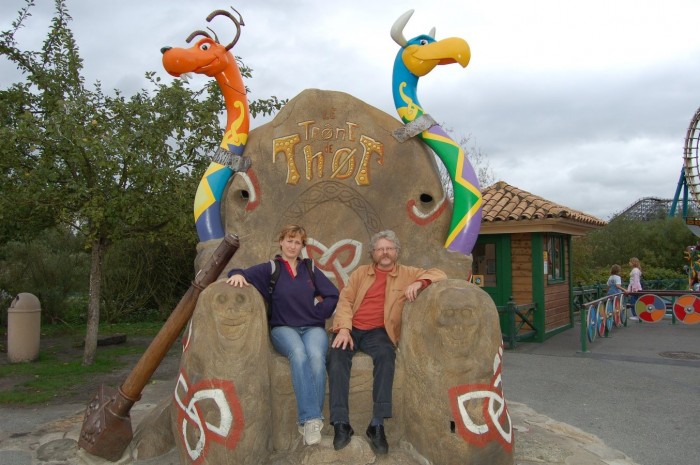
[303,419,323,445]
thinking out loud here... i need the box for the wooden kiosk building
[474,181,606,342]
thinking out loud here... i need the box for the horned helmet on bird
[390,9,482,257]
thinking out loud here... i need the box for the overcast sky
[3,0,700,220]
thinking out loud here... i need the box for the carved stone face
[398,280,501,383]
[183,282,266,372]
[434,287,479,343]
[219,89,471,289]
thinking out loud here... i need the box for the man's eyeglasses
[373,247,397,253]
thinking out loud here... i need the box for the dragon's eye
[200,43,210,51]
[419,39,429,45]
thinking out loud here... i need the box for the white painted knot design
[173,370,244,463]
[448,345,513,452]
[305,238,362,288]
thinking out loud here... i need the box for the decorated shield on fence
[672,294,700,324]
[597,301,607,336]
[586,304,598,342]
[634,294,666,323]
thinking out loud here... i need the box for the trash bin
[7,293,41,363]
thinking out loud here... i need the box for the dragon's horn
[185,29,213,44]
[206,7,245,51]
[391,9,414,47]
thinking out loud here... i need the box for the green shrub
[0,228,88,325]
[573,216,695,287]
[101,236,195,323]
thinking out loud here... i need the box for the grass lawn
[0,322,164,405]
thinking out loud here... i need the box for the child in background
[606,264,626,295]
[606,264,626,322]
[627,257,643,320]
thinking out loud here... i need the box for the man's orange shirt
[352,268,388,330]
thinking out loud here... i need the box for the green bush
[573,216,695,286]
[0,227,196,326]
[101,235,196,323]
[0,228,88,325]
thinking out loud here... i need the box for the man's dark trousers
[327,327,396,424]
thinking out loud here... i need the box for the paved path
[1,316,697,464]
[502,316,700,465]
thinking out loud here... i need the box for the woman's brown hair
[277,224,307,247]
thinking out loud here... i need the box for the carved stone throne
[133,89,514,465]
[133,278,511,465]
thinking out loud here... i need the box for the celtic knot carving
[448,345,513,452]
[305,238,362,288]
[173,371,245,464]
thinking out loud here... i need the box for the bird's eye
[419,39,429,45]
[200,43,210,51]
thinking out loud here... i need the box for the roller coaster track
[683,106,700,204]
[671,106,700,233]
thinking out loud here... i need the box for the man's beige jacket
[330,263,447,344]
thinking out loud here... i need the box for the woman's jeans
[270,325,328,425]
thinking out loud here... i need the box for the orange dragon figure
[161,8,249,242]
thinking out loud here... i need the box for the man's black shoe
[333,422,354,450]
[365,424,388,454]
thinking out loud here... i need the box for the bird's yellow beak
[402,37,471,76]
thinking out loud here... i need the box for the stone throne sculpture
[131,7,513,465]
[131,88,513,465]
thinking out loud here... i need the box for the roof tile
[481,181,606,227]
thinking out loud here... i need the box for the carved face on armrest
[401,280,502,377]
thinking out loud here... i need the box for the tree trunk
[83,237,106,365]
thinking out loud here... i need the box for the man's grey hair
[369,230,401,256]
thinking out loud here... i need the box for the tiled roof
[481,181,606,227]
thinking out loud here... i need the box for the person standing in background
[606,264,626,296]
[627,257,643,320]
